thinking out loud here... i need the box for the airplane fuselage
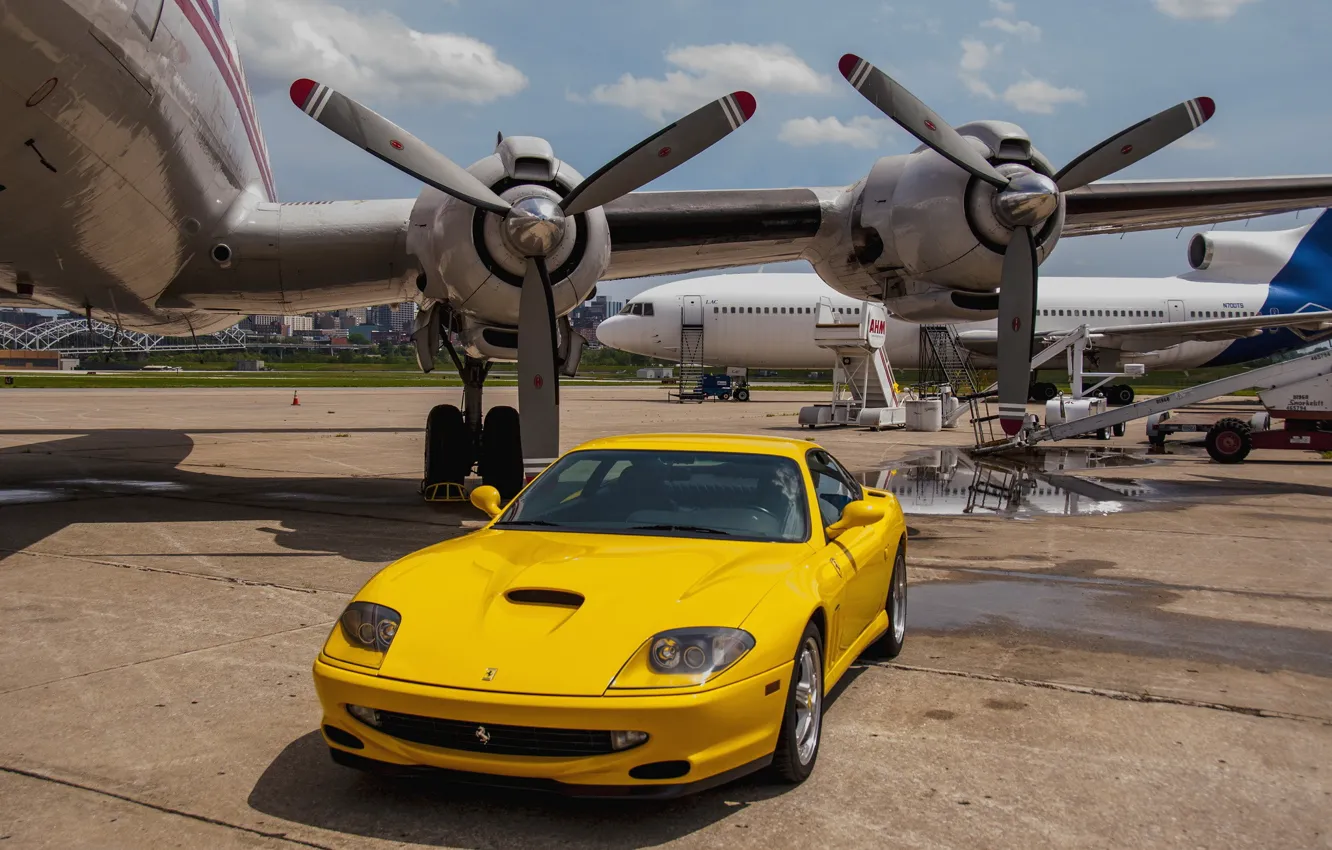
[596,273,1332,372]
[0,0,270,334]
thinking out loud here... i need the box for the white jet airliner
[597,210,1332,402]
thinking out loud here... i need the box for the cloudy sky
[231,0,1331,299]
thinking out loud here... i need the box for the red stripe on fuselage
[172,0,277,200]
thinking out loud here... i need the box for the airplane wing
[1063,177,1332,236]
[1078,310,1332,350]
[152,178,1332,313]
[600,177,1332,279]
[601,188,830,280]
[956,311,1332,356]
[154,199,421,314]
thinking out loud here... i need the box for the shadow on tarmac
[0,428,471,563]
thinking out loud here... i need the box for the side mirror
[826,500,882,539]
[470,485,503,518]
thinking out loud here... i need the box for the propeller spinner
[291,79,756,469]
[839,54,1214,436]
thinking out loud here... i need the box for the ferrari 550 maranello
[314,434,908,796]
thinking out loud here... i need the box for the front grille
[369,709,620,757]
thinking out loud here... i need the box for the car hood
[370,529,807,696]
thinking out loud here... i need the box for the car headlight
[322,602,401,670]
[610,628,755,689]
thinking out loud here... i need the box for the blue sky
[232,0,1332,299]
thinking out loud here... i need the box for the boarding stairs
[965,462,1023,515]
[673,295,706,402]
[919,324,982,398]
[798,299,908,430]
[978,344,1332,454]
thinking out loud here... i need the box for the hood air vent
[505,589,585,608]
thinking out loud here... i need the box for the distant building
[0,350,78,370]
[249,314,314,335]
[390,302,418,334]
[570,294,621,345]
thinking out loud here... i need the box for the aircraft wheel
[735,388,751,402]
[480,406,524,502]
[1205,418,1252,464]
[423,404,471,493]
[1110,384,1135,405]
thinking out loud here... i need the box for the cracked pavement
[1,387,1329,849]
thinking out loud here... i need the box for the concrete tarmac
[1,387,1329,849]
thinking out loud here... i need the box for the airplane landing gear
[421,346,527,504]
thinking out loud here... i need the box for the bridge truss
[0,319,248,355]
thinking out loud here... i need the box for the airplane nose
[596,316,626,349]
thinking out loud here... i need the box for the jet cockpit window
[641,303,654,316]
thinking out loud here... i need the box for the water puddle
[860,447,1159,518]
[910,578,1332,677]
[0,487,72,505]
[52,478,187,494]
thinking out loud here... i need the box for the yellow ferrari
[314,433,908,796]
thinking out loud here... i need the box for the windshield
[495,449,810,542]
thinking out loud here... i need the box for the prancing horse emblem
[482,667,498,682]
[475,726,491,745]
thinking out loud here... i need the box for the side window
[807,450,861,529]
[642,303,654,316]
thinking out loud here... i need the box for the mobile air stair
[799,299,908,430]
[671,294,706,402]
[979,345,1332,460]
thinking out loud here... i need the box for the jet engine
[1187,227,1306,281]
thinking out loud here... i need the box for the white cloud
[584,43,831,122]
[1174,132,1219,150]
[990,0,1017,13]
[229,0,526,103]
[778,116,895,149]
[958,39,1000,99]
[981,17,1042,40]
[1002,79,1087,114]
[959,39,999,73]
[1153,0,1256,20]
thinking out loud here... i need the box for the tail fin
[1271,209,1332,296]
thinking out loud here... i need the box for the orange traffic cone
[292,391,300,406]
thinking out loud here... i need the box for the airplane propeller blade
[1054,97,1215,192]
[560,92,757,216]
[290,79,512,215]
[839,53,1009,189]
[517,258,561,478]
[997,226,1038,437]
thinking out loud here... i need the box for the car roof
[568,433,822,460]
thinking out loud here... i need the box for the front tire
[423,404,471,491]
[1206,417,1252,464]
[866,542,907,659]
[480,406,524,502]
[735,387,751,402]
[770,622,823,784]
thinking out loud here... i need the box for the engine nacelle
[811,121,1064,299]
[885,287,1000,323]
[406,136,611,329]
[1187,228,1305,281]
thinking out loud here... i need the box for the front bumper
[313,656,792,796]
